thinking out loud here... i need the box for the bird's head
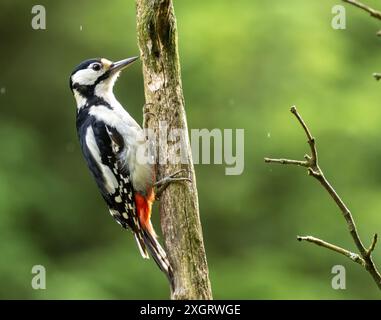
[69,57,138,106]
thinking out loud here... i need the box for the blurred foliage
[0,0,381,299]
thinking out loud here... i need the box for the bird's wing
[80,120,138,230]
[78,117,173,277]
[80,119,149,258]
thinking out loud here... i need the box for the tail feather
[134,190,174,290]
[142,229,174,291]
[134,233,149,259]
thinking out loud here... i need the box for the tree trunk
[135,0,213,300]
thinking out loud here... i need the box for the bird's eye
[92,63,102,71]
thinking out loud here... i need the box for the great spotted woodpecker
[69,57,184,288]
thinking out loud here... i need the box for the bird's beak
[109,57,139,73]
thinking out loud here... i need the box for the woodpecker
[69,57,179,288]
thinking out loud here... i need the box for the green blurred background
[1,0,381,299]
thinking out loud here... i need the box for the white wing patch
[89,105,154,193]
[85,126,118,194]
[106,126,121,153]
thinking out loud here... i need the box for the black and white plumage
[70,57,173,287]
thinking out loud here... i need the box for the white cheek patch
[72,68,98,86]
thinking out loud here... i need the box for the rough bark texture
[135,0,213,300]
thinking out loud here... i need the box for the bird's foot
[154,169,192,199]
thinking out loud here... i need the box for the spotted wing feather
[78,116,148,258]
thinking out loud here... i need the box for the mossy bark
[136,0,212,300]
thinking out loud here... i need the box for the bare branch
[366,234,378,258]
[342,2,381,81]
[265,106,381,290]
[264,158,308,167]
[290,106,318,165]
[297,236,365,266]
[342,0,381,20]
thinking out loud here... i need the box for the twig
[264,158,307,167]
[265,106,381,290]
[297,236,365,266]
[341,1,381,81]
[342,0,381,20]
[366,234,378,258]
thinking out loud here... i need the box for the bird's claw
[154,169,192,199]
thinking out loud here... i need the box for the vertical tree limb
[135,0,212,299]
